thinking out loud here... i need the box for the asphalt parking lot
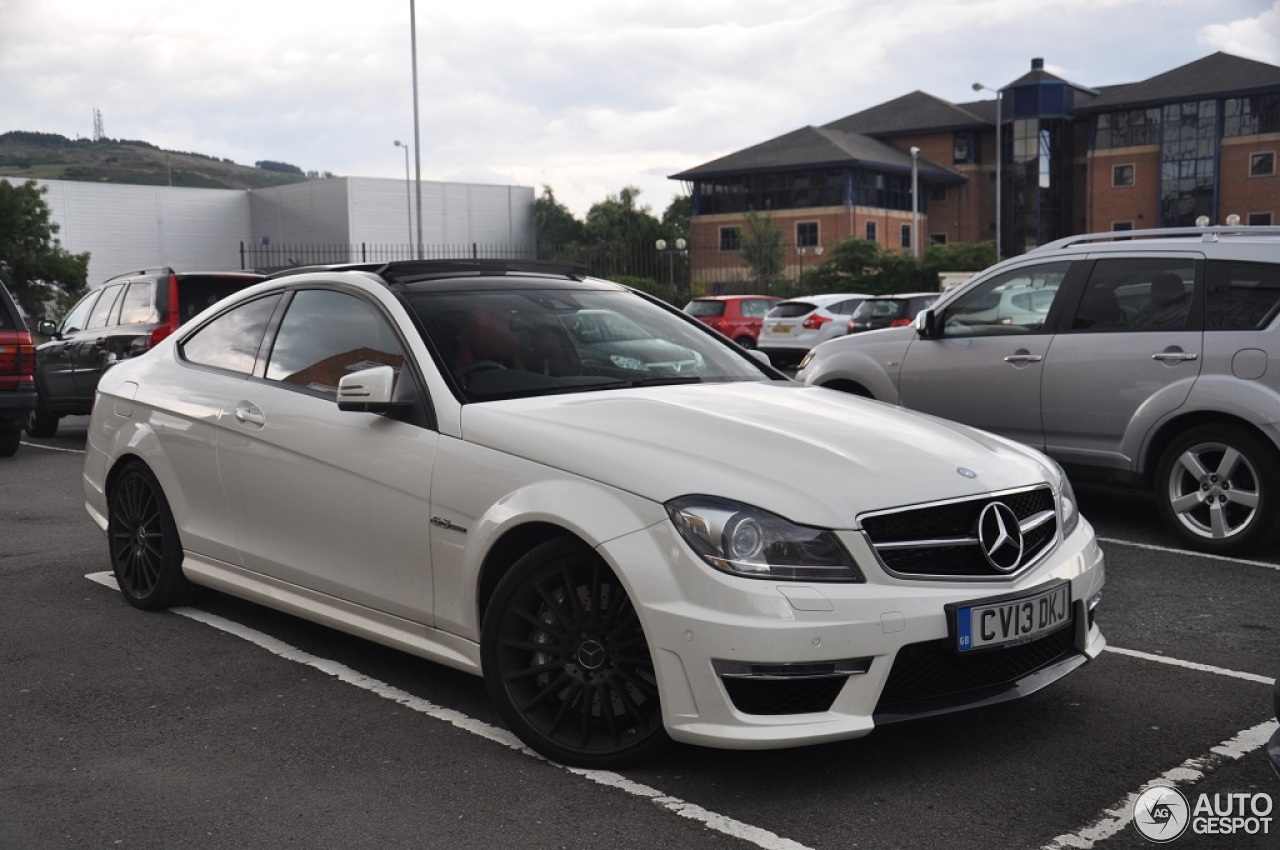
[2,418,1277,849]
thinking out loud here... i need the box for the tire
[735,335,756,350]
[108,461,200,610]
[25,395,58,438]
[1154,424,1280,555]
[480,538,668,768]
[0,425,19,457]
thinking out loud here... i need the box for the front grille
[874,624,1078,714]
[721,676,848,716]
[860,485,1058,578]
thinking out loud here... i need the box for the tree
[534,185,586,258]
[0,180,89,318]
[740,210,784,290]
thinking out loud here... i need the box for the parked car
[682,294,780,348]
[799,225,1280,555]
[846,292,940,333]
[758,292,871,366]
[560,309,703,375]
[29,267,265,436]
[0,281,37,457]
[83,258,1104,768]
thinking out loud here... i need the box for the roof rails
[1034,225,1280,253]
[264,258,589,284]
[102,266,176,283]
[374,258,589,284]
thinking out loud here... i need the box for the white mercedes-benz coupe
[83,260,1105,768]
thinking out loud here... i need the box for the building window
[865,220,877,242]
[1251,151,1275,177]
[1160,100,1218,227]
[930,233,947,245]
[1112,221,1134,231]
[952,132,974,164]
[1113,164,1135,187]
[1248,212,1273,226]
[796,221,818,248]
[928,184,947,202]
[1095,109,1160,148]
[901,224,912,249]
[1225,94,1280,137]
[719,227,741,252]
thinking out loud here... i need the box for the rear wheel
[108,461,200,609]
[481,538,668,768]
[1154,424,1280,555]
[735,335,756,349]
[26,396,59,438]
[0,425,19,457]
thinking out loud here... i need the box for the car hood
[459,381,1053,529]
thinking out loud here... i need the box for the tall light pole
[909,146,920,260]
[393,140,413,255]
[972,82,1002,260]
[409,0,424,259]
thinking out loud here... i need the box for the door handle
[1151,351,1198,362]
[233,403,266,426]
[1003,353,1043,363]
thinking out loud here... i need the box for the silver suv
[798,226,1280,555]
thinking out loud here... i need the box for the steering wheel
[456,359,509,382]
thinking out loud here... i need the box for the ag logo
[1133,785,1189,843]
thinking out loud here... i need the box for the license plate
[950,581,1071,652]
[771,325,792,334]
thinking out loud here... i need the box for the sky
[2,0,1279,219]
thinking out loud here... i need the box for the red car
[683,295,781,348]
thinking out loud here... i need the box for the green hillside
[0,131,317,190]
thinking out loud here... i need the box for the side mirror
[337,365,412,414]
[914,308,937,339]
[37,319,57,337]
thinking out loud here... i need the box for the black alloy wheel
[108,461,199,610]
[1154,424,1280,555]
[481,538,668,768]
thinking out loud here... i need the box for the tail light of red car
[0,331,37,389]
[803,314,832,331]
[889,318,912,327]
[146,272,183,349]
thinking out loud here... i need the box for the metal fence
[238,241,804,297]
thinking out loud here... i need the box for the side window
[265,290,406,399]
[1069,258,1194,333]
[85,285,125,330]
[180,294,282,375]
[60,289,103,334]
[940,261,1072,337]
[117,282,158,325]
[1205,260,1280,330]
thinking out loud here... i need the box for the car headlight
[666,496,863,582]
[1047,459,1080,538]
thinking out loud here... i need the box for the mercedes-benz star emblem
[577,640,607,671]
[977,502,1024,572]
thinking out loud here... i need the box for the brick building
[670,52,1280,284]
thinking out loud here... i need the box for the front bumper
[600,517,1105,750]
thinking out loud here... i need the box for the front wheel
[26,395,59,438]
[108,461,200,609]
[1154,424,1280,555]
[480,538,668,768]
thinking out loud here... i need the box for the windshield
[406,288,773,401]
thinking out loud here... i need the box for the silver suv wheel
[1156,424,1280,554]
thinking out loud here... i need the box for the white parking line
[1042,719,1279,849]
[1105,646,1276,686]
[84,572,813,850]
[20,440,85,454]
[1097,535,1280,572]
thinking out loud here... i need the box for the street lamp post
[797,244,823,282]
[409,0,424,259]
[909,146,921,260]
[972,82,1002,260]
[393,140,413,256]
[655,237,688,293]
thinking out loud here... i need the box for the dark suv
[30,268,264,436]
[0,281,38,456]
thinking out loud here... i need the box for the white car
[758,292,870,366]
[83,260,1106,768]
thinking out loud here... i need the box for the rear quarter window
[1205,260,1280,330]
[685,301,725,318]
